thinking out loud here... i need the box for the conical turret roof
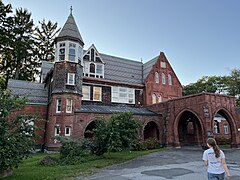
[56,12,84,46]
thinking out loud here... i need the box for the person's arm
[203,160,208,166]
[222,158,230,178]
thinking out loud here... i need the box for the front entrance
[177,111,203,146]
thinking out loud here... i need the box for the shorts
[207,172,225,180]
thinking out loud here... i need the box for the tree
[35,19,60,62]
[0,89,37,177]
[0,1,13,89]
[12,8,40,80]
[183,76,227,96]
[183,69,240,106]
[92,113,141,155]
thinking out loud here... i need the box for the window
[224,125,229,134]
[162,73,166,85]
[66,98,72,113]
[213,120,220,133]
[158,95,162,103]
[67,73,75,85]
[168,74,172,85]
[78,46,82,63]
[69,43,76,61]
[93,87,102,101]
[161,61,166,68]
[90,63,95,73]
[155,72,159,83]
[59,48,65,61]
[54,126,60,136]
[65,126,71,136]
[82,86,90,100]
[152,94,157,104]
[96,64,103,74]
[56,98,62,113]
[111,86,135,104]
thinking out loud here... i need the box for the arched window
[168,74,172,85]
[152,94,157,104]
[155,72,159,83]
[162,73,166,84]
[158,95,162,103]
[90,63,95,73]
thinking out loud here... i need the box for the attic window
[161,61,166,68]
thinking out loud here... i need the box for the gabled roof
[83,44,104,63]
[143,55,159,80]
[76,105,157,115]
[56,13,84,46]
[8,79,48,104]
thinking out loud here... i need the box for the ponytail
[207,138,220,158]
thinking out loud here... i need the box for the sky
[3,0,240,85]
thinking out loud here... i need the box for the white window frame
[56,98,62,113]
[161,61,166,68]
[67,73,75,85]
[66,98,72,113]
[59,43,65,61]
[111,86,135,104]
[224,124,229,134]
[168,74,172,85]
[93,87,102,101]
[152,93,157,104]
[65,126,71,136]
[162,73,166,85]
[54,126,60,136]
[82,86,90,100]
[155,72,159,83]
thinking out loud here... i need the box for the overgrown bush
[59,137,93,165]
[92,113,142,155]
[215,136,231,145]
[131,138,160,151]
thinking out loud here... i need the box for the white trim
[66,98,72,113]
[82,86,90,100]
[56,98,62,113]
[67,73,75,85]
[65,126,71,136]
[111,86,135,104]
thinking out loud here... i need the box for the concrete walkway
[77,148,240,180]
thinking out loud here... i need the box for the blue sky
[3,0,240,85]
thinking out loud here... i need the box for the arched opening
[84,121,96,138]
[143,121,159,140]
[213,110,233,147]
[177,111,203,146]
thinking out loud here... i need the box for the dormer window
[67,73,75,85]
[83,45,104,78]
[69,43,76,61]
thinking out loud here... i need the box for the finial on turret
[70,6,73,15]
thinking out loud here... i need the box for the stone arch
[212,108,238,147]
[143,121,160,140]
[84,120,96,138]
[174,109,204,147]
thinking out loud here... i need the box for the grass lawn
[4,149,166,180]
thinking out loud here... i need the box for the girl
[202,138,230,180]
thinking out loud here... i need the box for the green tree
[35,19,60,62]
[0,89,37,177]
[92,113,141,155]
[183,76,227,96]
[0,1,13,89]
[12,8,40,80]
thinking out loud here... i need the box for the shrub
[131,138,160,151]
[0,89,37,177]
[59,137,93,165]
[39,156,58,166]
[215,136,231,145]
[92,113,142,155]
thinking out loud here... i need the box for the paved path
[77,148,240,180]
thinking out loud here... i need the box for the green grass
[4,149,166,180]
